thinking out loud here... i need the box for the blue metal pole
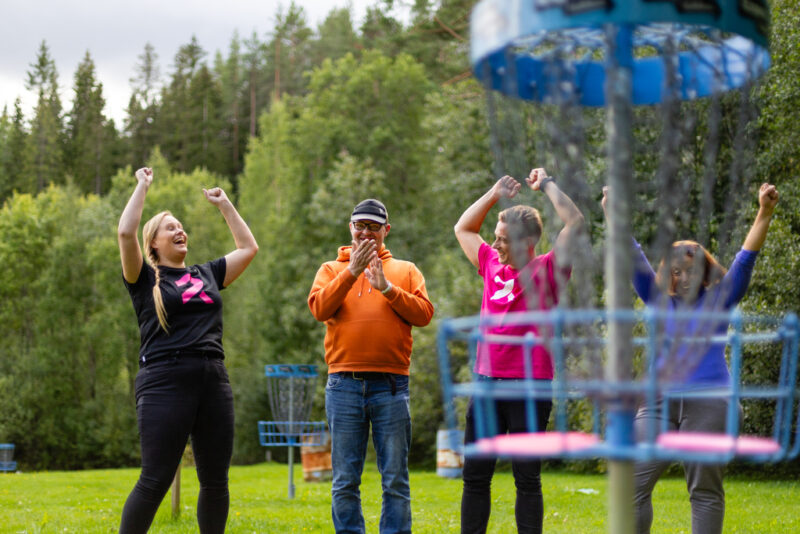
[288,377,295,499]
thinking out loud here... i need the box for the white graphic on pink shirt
[490,275,515,303]
[175,273,213,304]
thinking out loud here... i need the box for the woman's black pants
[119,355,234,534]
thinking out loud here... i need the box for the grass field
[0,463,797,533]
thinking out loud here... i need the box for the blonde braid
[143,211,171,333]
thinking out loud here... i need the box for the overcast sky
[0,0,405,125]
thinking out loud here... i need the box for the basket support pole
[604,22,636,534]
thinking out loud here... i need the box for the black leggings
[461,397,553,534]
[119,355,235,534]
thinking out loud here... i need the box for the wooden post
[171,467,181,518]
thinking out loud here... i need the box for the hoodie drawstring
[357,275,372,297]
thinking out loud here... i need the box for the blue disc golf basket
[0,443,16,472]
[470,0,769,106]
[457,2,779,532]
[258,364,326,499]
[438,309,800,532]
[439,309,800,461]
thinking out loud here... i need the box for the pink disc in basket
[475,432,600,456]
[657,432,781,455]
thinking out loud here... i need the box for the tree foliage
[66,51,119,195]
[0,2,798,478]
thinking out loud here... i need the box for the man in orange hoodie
[308,199,434,534]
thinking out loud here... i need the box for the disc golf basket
[439,309,800,534]
[439,309,800,460]
[442,1,788,533]
[0,443,16,472]
[258,364,326,498]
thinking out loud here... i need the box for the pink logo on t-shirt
[175,273,213,304]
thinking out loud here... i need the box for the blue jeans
[326,372,412,534]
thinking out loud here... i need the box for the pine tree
[2,100,30,196]
[24,41,65,191]
[186,63,226,174]
[311,7,361,67]
[157,36,207,172]
[0,106,11,199]
[268,2,313,100]
[125,43,161,167]
[242,32,266,137]
[403,0,474,84]
[360,4,405,56]
[67,51,114,194]
[216,34,248,178]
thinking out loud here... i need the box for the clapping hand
[348,238,377,277]
[365,255,388,292]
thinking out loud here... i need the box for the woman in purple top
[603,183,778,534]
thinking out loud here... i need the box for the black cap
[350,199,388,224]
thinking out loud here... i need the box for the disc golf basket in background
[0,443,17,472]
[258,364,326,498]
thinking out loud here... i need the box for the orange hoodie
[308,245,434,375]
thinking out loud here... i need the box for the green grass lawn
[0,463,797,533]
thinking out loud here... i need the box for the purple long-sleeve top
[632,239,759,385]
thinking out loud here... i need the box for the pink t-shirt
[475,242,570,379]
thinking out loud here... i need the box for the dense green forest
[1,0,799,476]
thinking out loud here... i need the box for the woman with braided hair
[117,167,258,533]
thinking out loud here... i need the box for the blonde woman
[117,167,257,533]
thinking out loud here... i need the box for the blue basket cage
[257,364,327,498]
[258,364,326,448]
[258,421,327,448]
[0,443,17,472]
[438,308,800,464]
[470,0,770,106]
[264,364,319,378]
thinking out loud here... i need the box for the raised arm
[203,187,259,287]
[454,175,521,268]
[118,168,152,283]
[742,183,779,252]
[602,186,659,302]
[527,168,585,266]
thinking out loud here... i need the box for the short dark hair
[498,205,542,243]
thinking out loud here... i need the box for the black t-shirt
[124,257,227,363]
